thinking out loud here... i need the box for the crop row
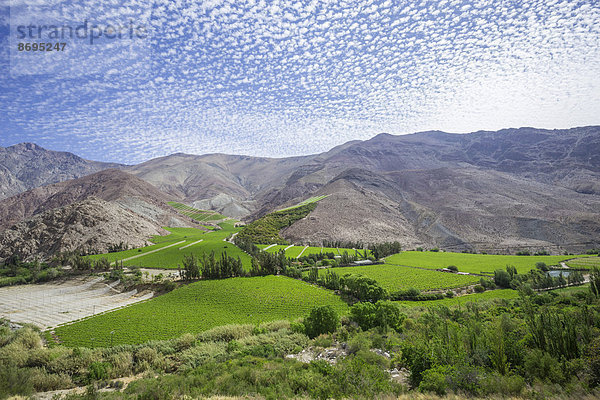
[53,276,347,347]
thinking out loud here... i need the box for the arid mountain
[0,169,199,260]
[125,152,318,215]
[0,198,168,261]
[2,126,600,253]
[0,169,194,231]
[0,143,122,200]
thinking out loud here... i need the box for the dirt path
[179,239,203,250]
[296,245,309,258]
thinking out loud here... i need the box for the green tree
[494,269,511,288]
[182,254,200,280]
[304,305,340,338]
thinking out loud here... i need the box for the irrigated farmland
[307,264,480,291]
[89,223,251,269]
[53,276,347,347]
[384,251,583,274]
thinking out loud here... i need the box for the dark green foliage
[390,288,444,301]
[349,300,405,332]
[236,203,317,244]
[339,274,388,302]
[182,254,200,280]
[474,284,485,293]
[494,269,512,288]
[591,267,600,298]
[303,305,340,338]
[199,251,244,279]
[447,265,458,272]
[368,241,402,260]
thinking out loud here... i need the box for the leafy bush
[350,301,406,332]
[474,284,485,293]
[304,305,340,339]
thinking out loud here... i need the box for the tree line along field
[168,201,227,221]
[88,223,252,270]
[394,288,520,307]
[384,251,588,274]
[52,276,347,347]
[305,264,481,292]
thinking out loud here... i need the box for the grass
[53,276,348,347]
[89,223,251,270]
[395,289,519,307]
[306,264,481,291]
[384,251,584,275]
[168,201,227,221]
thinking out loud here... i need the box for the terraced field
[565,256,600,269]
[277,195,329,211]
[168,201,227,221]
[307,264,480,291]
[53,276,348,347]
[385,251,583,275]
[90,224,251,269]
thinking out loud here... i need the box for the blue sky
[0,0,599,164]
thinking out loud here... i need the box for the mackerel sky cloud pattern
[0,0,599,163]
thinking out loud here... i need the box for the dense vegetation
[3,281,600,399]
[236,203,317,244]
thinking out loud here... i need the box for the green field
[307,264,480,291]
[257,245,368,259]
[53,276,348,347]
[276,195,329,212]
[385,251,581,275]
[168,201,227,221]
[565,256,600,269]
[90,223,251,269]
[395,289,519,307]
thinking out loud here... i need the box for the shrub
[474,284,485,293]
[446,291,455,298]
[419,365,448,395]
[304,305,340,339]
[447,265,458,272]
[494,269,512,288]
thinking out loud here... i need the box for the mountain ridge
[2,126,599,254]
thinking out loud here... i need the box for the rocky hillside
[0,143,121,200]
[3,126,600,253]
[0,198,167,261]
[0,169,200,260]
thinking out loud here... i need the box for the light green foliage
[168,201,226,221]
[385,251,584,274]
[54,276,347,347]
[276,195,329,211]
[88,224,251,270]
[307,264,480,291]
[567,256,600,269]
